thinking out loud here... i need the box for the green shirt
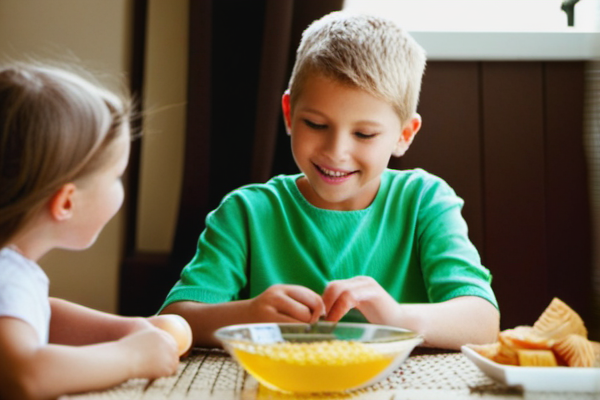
[162,169,497,319]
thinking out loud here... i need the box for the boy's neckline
[289,170,389,213]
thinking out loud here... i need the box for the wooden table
[64,348,600,400]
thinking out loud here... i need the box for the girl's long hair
[0,64,131,248]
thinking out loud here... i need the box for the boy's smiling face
[283,73,420,211]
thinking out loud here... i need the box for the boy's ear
[49,183,76,222]
[281,90,292,135]
[393,114,422,157]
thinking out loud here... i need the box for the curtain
[170,0,343,269]
[120,0,343,316]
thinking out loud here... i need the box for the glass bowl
[214,321,423,393]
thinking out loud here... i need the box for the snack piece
[532,298,587,340]
[494,342,519,366]
[469,342,500,359]
[553,334,595,367]
[499,326,554,350]
[468,342,518,365]
[493,326,555,366]
[517,349,558,367]
[466,298,597,368]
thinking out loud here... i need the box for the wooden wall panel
[543,62,592,320]
[409,61,591,330]
[482,62,549,328]
[394,62,484,254]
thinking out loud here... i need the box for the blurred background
[0,0,598,338]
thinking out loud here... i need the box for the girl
[0,64,180,400]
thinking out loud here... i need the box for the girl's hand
[119,327,179,380]
[322,276,398,324]
[248,284,325,324]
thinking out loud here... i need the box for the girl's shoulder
[0,247,29,273]
[0,247,47,282]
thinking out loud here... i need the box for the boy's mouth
[314,163,357,180]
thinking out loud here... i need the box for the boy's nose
[322,132,350,162]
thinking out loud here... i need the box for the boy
[160,12,499,350]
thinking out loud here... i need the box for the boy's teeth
[320,166,349,177]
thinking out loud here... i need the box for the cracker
[517,349,558,367]
[532,298,587,340]
[552,334,595,367]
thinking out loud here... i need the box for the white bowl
[214,322,422,393]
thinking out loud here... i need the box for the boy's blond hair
[288,12,426,125]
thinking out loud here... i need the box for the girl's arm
[0,316,179,400]
[49,297,151,345]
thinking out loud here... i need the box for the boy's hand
[249,284,325,324]
[322,276,397,324]
[119,327,179,379]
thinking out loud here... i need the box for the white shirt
[0,247,51,345]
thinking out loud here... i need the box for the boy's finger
[324,298,351,323]
[324,287,359,322]
[272,313,302,324]
[285,286,326,321]
[308,305,325,324]
[321,280,347,313]
[275,298,314,322]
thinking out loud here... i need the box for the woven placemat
[63,348,598,400]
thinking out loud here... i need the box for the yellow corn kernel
[236,340,387,366]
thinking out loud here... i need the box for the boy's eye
[355,131,377,139]
[303,119,327,130]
